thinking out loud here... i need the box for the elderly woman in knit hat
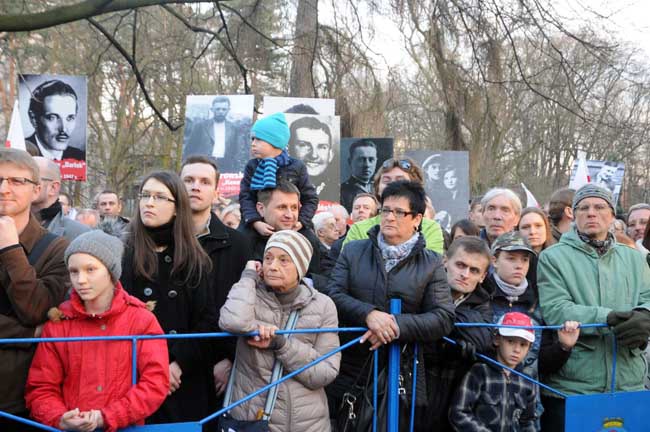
[239,112,319,235]
[219,230,340,432]
[25,230,169,432]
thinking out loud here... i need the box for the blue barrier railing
[0,317,634,431]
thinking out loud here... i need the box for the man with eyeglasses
[182,96,249,173]
[31,157,89,242]
[538,184,650,430]
[0,148,69,431]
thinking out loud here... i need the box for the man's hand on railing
[169,361,183,395]
[213,358,232,396]
[558,321,581,351]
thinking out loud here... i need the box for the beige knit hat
[265,230,313,280]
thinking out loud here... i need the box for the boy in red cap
[449,311,537,431]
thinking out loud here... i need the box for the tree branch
[87,17,182,131]
[0,0,214,32]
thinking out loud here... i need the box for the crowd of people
[1,111,650,432]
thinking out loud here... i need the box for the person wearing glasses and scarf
[341,157,445,255]
[326,180,455,427]
[120,171,218,425]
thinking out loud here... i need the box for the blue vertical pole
[387,298,401,432]
[373,348,379,432]
[132,337,138,386]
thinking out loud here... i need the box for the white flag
[569,151,591,190]
[521,183,539,208]
[5,100,26,151]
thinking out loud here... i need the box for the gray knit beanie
[265,230,313,280]
[572,184,615,213]
[64,230,124,281]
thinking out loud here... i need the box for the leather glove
[606,310,634,327]
[612,309,650,348]
[458,340,477,361]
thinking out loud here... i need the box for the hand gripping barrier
[1,309,649,431]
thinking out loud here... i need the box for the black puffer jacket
[326,225,455,371]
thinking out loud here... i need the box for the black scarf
[577,230,614,256]
[39,200,62,223]
[144,219,175,247]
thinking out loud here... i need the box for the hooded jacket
[25,283,169,432]
[219,269,340,432]
[538,226,650,395]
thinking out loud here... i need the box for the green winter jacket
[538,227,650,396]
[341,215,445,255]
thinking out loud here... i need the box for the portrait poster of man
[182,95,254,179]
[406,150,469,232]
[262,96,335,116]
[570,159,625,204]
[284,113,341,204]
[18,74,87,181]
[339,137,394,212]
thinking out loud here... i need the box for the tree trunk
[289,0,318,97]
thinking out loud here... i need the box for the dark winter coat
[326,225,455,376]
[197,214,252,362]
[121,243,218,423]
[421,284,493,431]
[239,157,319,229]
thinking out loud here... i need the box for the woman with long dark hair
[121,170,217,424]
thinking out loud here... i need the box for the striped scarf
[250,151,290,190]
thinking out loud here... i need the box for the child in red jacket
[25,230,169,432]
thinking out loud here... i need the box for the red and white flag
[4,100,26,151]
[569,151,591,190]
[521,183,539,208]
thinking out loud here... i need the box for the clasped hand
[361,310,400,350]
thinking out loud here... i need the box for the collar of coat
[47,281,155,322]
[19,215,51,255]
[559,226,619,258]
[256,278,317,311]
[367,224,426,258]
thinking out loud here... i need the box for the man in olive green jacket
[538,184,650,428]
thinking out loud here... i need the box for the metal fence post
[387,298,401,432]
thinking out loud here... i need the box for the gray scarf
[494,273,528,301]
[377,231,420,273]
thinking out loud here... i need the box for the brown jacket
[0,216,69,413]
[219,269,340,432]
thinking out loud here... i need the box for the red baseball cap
[497,312,535,343]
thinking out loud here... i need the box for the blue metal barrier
[2,320,647,431]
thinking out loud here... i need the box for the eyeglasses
[138,192,176,203]
[382,159,412,171]
[40,177,55,183]
[0,177,38,187]
[380,207,416,219]
[576,204,610,213]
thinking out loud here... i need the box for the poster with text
[19,74,87,181]
[339,137,394,212]
[263,96,335,116]
[570,159,625,205]
[405,150,470,232]
[285,113,341,205]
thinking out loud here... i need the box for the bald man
[31,157,89,242]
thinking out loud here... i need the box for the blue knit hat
[251,113,290,150]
